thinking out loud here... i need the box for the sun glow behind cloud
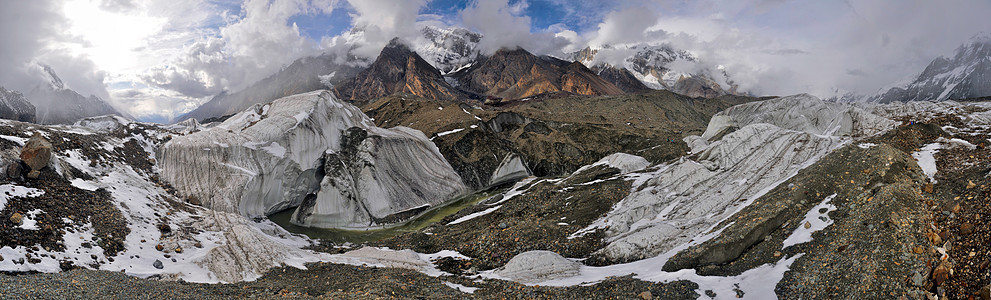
[61,0,167,78]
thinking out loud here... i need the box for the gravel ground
[0,262,697,299]
[363,165,630,271]
[909,111,991,299]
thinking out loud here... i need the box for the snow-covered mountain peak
[39,64,65,90]
[413,25,481,74]
[871,34,991,102]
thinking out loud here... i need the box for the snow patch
[443,282,479,294]
[782,194,838,249]
[0,134,26,146]
[912,143,941,182]
[18,209,43,230]
[448,205,501,225]
[70,179,99,191]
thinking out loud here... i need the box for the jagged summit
[334,38,466,102]
[450,46,624,100]
[39,64,64,90]
[572,45,741,98]
[22,65,123,125]
[416,25,481,74]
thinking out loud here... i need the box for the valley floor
[2,94,991,299]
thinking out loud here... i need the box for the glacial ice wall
[159,90,466,228]
[488,153,531,187]
[701,93,895,140]
[291,126,469,228]
[586,94,898,262]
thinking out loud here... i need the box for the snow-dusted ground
[782,194,838,249]
[5,94,991,297]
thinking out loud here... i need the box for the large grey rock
[20,132,51,171]
[159,90,466,229]
[495,251,581,283]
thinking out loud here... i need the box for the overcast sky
[1,0,989,122]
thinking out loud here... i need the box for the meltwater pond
[268,188,505,243]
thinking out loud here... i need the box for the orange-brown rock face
[560,62,624,96]
[336,38,465,102]
[453,48,625,100]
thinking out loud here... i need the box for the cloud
[588,7,662,48]
[143,0,330,99]
[344,0,428,58]
[0,0,112,101]
[460,0,571,56]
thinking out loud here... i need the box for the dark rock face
[178,52,364,122]
[335,38,466,103]
[0,87,36,123]
[451,48,625,101]
[591,65,651,94]
[672,76,728,99]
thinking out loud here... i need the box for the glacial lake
[268,188,505,243]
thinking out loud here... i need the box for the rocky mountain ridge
[871,32,991,103]
[0,86,36,123]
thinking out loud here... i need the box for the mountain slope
[873,33,991,103]
[25,65,123,125]
[177,53,364,123]
[0,86,36,122]
[590,65,652,93]
[334,39,467,102]
[451,47,624,101]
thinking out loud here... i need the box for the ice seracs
[487,153,531,187]
[159,90,466,229]
[582,94,897,263]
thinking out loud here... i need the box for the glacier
[583,94,898,262]
[159,90,467,229]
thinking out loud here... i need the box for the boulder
[6,161,22,179]
[495,250,581,283]
[10,212,23,225]
[20,132,52,171]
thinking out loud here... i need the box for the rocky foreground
[0,91,990,299]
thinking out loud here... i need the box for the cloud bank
[3,0,991,122]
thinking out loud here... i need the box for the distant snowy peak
[873,32,991,103]
[414,25,482,74]
[22,66,124,125]
[573,45,698,89]
[572,45,742,98]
